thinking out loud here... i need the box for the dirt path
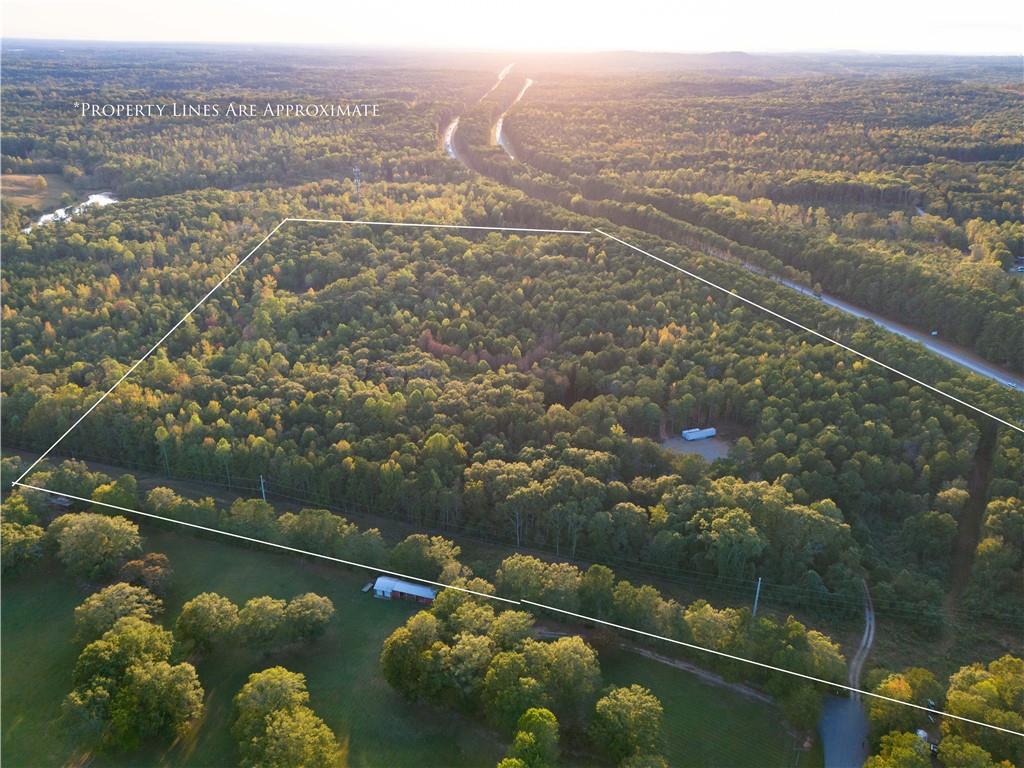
[848,580,875,699]
[532,627,775,706]
[936,425,996,655]
[818,582,872,768]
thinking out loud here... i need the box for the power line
[13,478,1022,740]
[11,445,1019,628]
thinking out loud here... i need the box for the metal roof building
[372,575,437,604]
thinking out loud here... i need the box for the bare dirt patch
[661,435,733,461]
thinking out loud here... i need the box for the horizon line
[2,36,1022,58]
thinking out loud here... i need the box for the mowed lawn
[3,520,818,768]
[2,523,507,768]
[600,646,821,768]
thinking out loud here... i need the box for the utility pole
[259,474,267,502]
[752,576,763,616]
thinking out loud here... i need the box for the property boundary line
[11,217,588,487]
[13,215,1020,492]
[9,216,1024,738]
[596,228,1023,434]
[18,442,1024,627]
[12,218,286,487]
[519,599,1024,737]
[13,479,1024,738]
[13,483,516,604]
[286,218,591,234]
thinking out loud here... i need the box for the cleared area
[661,435,733,462]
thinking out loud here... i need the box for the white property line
[13,478,1023,738]
[12,219,287,487]
[13,482,518,605]
[596,228,1024,435]
[10,216,1024,736]
[12,217,587,487]
[14,216,1020,490]
[285,218,591,235]
[519,599,1024,738]
[14,214,1017,487]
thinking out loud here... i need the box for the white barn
[372,575,437,604]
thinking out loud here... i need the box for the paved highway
[444,64,1024,396]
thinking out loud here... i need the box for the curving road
[774,276,1024,392]
[441,67,1024,395]
[444,64,518,162]
[480,63,514,102]
[849,580,876,697]
[442,116,461,160]
[495,78,533,159]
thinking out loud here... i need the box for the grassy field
[600,646,819,768]
[2,524,507,768]
[1,173,74,210]
[3,521,817,767]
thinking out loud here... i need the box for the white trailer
[681,427,717,441]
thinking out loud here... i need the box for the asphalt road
[819,580,874,768]
[444,71,1024,396]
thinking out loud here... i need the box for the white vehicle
[681,427,717,441]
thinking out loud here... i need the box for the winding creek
[21,192,118,233]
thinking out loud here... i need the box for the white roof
[373,575,438,600]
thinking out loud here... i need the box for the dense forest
[3,178,1022,631]
[2,44,1022,768]
[456,68,1024,371]
[0,45,491,198]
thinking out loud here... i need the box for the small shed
[681,427,717,441]
[372,575,437,604]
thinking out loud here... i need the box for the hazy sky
[3,0,1022,54]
